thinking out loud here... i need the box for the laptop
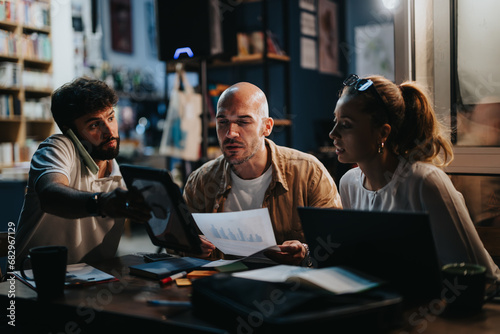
[298,207,442,302]
[120,164,202,254]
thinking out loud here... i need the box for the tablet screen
[120,164,202,254]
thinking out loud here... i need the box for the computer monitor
[298,207,442,302]
[120,164,202,254]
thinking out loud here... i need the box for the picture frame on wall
[111,0,133,53]
[145,1,157,57]
[318,0,340,76]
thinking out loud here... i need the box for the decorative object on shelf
[159,65,202,162]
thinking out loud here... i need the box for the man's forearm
[38,183,95,218]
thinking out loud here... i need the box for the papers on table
[193,208,277,257]
[13,263,118,289]
[232,265,381,294]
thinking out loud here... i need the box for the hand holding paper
[192,208,277,257]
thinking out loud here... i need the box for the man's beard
[222,138,260,166]
[88,137,120,160]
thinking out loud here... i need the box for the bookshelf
[162,0,291,166]
[0,0,53,174]
[204,0,292,160]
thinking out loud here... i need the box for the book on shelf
[0,142,13,166]
[23,69,52,89]
[0,0,17,23]
[236,32,250,56]
[21,32,51,61]
[24,96,50,119]
[0,62,20,86]
[236,30,286,58]
[0,94,20,117]
[19,0,50,29]
[0,30,18,57]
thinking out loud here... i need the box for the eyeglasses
[343,74,386,109]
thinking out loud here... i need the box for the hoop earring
[378,142,385,154]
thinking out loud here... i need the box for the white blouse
[340,159,500,280]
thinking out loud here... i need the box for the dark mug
[441,262,486,313]
[21,246,68,300]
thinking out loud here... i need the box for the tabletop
[1,254,500,333]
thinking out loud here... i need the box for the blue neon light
[173,47,194,59]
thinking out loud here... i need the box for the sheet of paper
[301,12,317,37]
[13,263,117,289]
[233,265,380,294]
[202,245,281,269]
[202,259,242,267]
[300,37,317,70]
[192,208,277,257]
[233,264,305,282]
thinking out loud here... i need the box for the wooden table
[390,299,500,334]
[0,255,227,333]
[1,254,500,333]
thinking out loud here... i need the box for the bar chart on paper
[192,208,277,257]
[209,225,263,242]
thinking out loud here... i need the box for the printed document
[192,208,277,257]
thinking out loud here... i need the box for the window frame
[394,0,500,175]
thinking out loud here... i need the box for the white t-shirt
[224,166,273,212]
[15,134,125,265]
[340,159,500,280]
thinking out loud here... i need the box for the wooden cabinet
[0,0,53,172]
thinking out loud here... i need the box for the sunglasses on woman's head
[343,74,386,109]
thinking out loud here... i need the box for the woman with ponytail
[330,74,500,280]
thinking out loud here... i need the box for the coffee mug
[21,246,68,300]
[441,262,486,312]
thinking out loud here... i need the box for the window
[395,0,500,225]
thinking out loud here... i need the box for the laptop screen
[120,164,202,254]
[298,207,442,302]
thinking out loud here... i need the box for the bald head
[217,82,269,118]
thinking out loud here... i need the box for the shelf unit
[207,0,291,160]
[0,0,53,171]
[164,0,291,164]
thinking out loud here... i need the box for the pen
[147,300,192,307]
[160,271,187,285]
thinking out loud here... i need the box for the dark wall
[209,0,347,153]
[287,0,394,152]
[288,0,346,153]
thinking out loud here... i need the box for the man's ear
[262,117,274,137]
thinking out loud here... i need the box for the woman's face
[329,96,385,165]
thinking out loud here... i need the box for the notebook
[129,256,210,280]
[120,164,202,254]
[298,207,442,302]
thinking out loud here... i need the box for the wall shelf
[202,0,292,159]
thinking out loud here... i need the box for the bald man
[183,82,342,265]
